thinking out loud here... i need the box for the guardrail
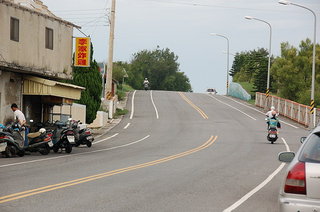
[255,92,319,127]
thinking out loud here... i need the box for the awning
[23,76,85,100]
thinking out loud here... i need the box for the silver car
[278,125,320,211]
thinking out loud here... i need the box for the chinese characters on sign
[74,37,91,67]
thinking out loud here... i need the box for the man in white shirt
[11,103,26,126]
[11,103,26,147]
[266,106,279,118]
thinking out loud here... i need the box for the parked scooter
[0,122,52,156]
[51,120,74,153]
[26,127,52,155]
[71,120,94,147]
[0,123,25,157]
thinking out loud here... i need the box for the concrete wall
[52,103,86,123]
[0,70,22,124]
[0,2,74,79]
[71,103,86,124]
[88,111,108,128]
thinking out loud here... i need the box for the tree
[271,39,320,105]
[127,47,192,92]
[231,48,271,93]
[71,43,103,124]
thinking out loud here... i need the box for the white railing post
[298,104,301,123]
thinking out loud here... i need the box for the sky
[43,0,320,94]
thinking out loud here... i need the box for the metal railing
[255,92,319,127]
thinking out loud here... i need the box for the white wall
[0,2,74,79]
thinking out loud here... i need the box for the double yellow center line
[179,92,209,119]
[0,136,218,204]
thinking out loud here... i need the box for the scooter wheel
[39,144,50,155]
[17,150,25,157]
[65,143,72,153]
[4,146,12,158]
[86,141,92,148]
[53,144,59,153]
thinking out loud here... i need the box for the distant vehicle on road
[278,126,320,211]
[207,88,217,94]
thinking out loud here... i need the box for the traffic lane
[0,135,218,212]
[181,93,305,209]
[234,169,287,212]
[188,93,307,149]
[164,92,287,210]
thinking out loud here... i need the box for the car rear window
[299,132,320,163]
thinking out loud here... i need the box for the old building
[0,0,85,125]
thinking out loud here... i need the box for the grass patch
[114,108,128,118]
[117,84,134,101]
[247,99,255,105]
[237,82,255,97]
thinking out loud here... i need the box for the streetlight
[278,0,317,127]
[210,33,230,95]
[245,16,272,104]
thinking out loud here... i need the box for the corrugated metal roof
[23,76,85,100]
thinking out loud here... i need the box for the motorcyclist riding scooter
[266,111,281,144]
[143,78,150,91]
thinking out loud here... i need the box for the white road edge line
[124,123,130,129]
[207,94,257,120]
[223,137,290,212]
[93,133,119,144]
[130,90,137,119]
[150,90,159,119]
[0,135,150,168]
[222,96,299,129]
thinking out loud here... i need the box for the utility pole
[105,0,116,98]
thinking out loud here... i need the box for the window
[45,27,53,50]
[10,17,19,42]
[299,132,320,163]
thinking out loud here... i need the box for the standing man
[11,103,26,126]
[11,103,26,147]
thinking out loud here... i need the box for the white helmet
[271,106,275,110]
[39,128,46,133]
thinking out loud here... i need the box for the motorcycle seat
[28,132,41,138]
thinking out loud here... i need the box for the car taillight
[85,131,91,135]
[284,162,306,195]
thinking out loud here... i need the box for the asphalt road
[0,91,309,212]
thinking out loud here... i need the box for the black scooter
[267,127,278,144]
[71,120,94,147]
[51,120,73,153]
